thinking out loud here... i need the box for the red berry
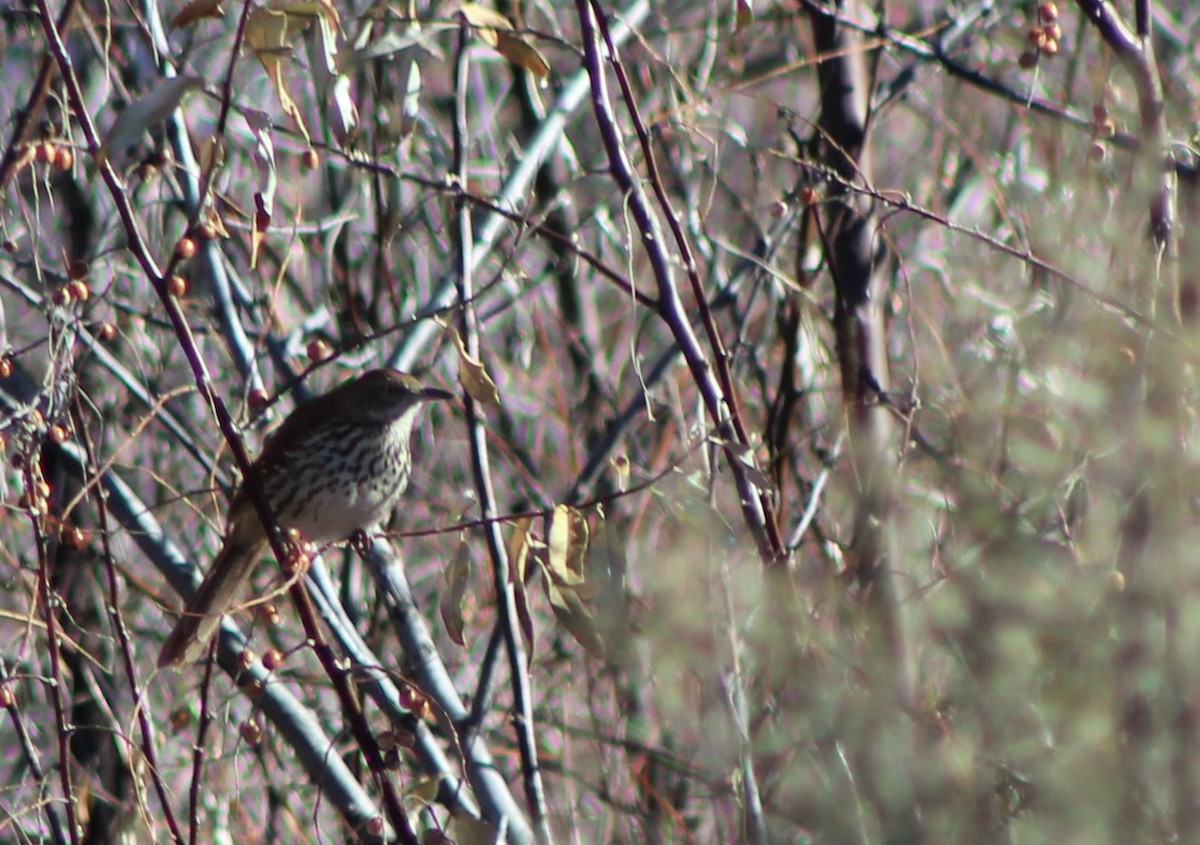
[306,338,332,363]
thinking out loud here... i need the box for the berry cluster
[1019,2,1062,69]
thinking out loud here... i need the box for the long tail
[158,528,266,668]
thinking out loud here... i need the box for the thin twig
[451,18,552,843]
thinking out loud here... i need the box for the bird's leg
[349,528,373,556]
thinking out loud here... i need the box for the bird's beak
[421,386,455,403]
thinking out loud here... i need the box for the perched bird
[158,369,451,667]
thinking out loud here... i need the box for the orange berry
[260,603,282,627]
[262,648,284,670]
[1018,49,1039,68]
[175,236,197,259]
[284,548,311,576]
[53,147,74,170]
[1038,1,1058,22]
[96,322,117,342]
[35,141,56,164]
[68,280,90,302]
[167,274,189,297]
[0,356,10,378]
[1043,22,1062,42]
[1042,38,1059,55]
[1027,28,1047,47]
[301,149,319,170]
[62,525,88,548]
[48,424,69,445]
[0,686,13,708]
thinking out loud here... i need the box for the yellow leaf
[458,2,511,47]
[170,0,225,28]
[495,31,549,80]
[448,327,500,405]
[272,0,339,27]
[508,517,533,585]
[459,3,549,79]
[546,504,589,586]
[508,518,536,661]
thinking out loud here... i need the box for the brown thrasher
[158,369,452,667]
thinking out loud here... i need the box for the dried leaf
[508,516,533,585]
[245,6,312,145]
[438,541,472,646]
[170,0,225,29]
[458,3,548,79]
[200,205,230,239]
[495,31,549,80]
[449,327,500,405]
[458,2,510,46]
[270,0,339,28]
[98,77,203,164]
[508,518,536,662]
[544,579,605,658]
[539,506,603,656]
[546,504,589,586]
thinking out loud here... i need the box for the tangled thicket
[2,0,1200,842]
